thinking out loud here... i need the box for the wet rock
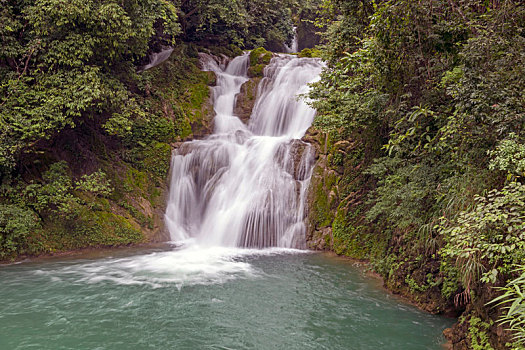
[297,20,322,51]
[307,226,332,250]
[290,140,315,181]
[248,48,274,78]
[189,97,215,139]
[234,78,260,124]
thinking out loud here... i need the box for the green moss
[32,208,143,253]
[175,73,212,138]
[148,186,162,207]
[248,47,272,78]
[238,79,258,104]
[313,177,334,227]
[248,64,266,77]
[178,117,193,139]
[297,48,322,58]
[332,206,369,259]
[139,142,172,178]
[250,47,272,66]
[325,172,338,189]
[87,211,143,244]
[119,200,150,227]
[324,231,333,247]
[261,53,272,64]
[187,81,210,113]
[124,167,148,193]
[309,167,341,232]
[93,197,111,212]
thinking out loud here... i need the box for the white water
[165,52,324,249]
[31,247,306,289]
[284,27,299,53]
[139,47,174,72]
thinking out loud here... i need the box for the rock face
[234,78,260,124]
[303,128,340,251]
[297,20,321,51]
[189,91,215,139]
[233,47,274,124]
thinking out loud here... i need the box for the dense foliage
[0,0,304,259]
[310,0,525,347]
[491,267,525,344]
[2,0,523,347]
[0,0,180,171]
[179,0,296,49]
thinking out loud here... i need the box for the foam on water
[31,247,308,289]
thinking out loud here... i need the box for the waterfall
[284,27,299,53]
[165,52,324,248]
[139,47,174,72]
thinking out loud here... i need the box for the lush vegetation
[308,0,525,348]
[179,0,295,49]
[0,0,306,260]
[2,0,524,347]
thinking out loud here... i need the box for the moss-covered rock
[305,129,340,250]
[248,47,273,78]
[250,47,273,66]
[297,48,322,58]
[234,78,260,123]
[232,47,274,121]
[248,64,266,78]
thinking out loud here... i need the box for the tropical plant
[490,267,525,345]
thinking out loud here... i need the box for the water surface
[0,248,453,349]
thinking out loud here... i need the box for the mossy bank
[304,127,522,350]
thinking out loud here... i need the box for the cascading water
[165,52,324,248]
[139,47,174,72]
[284,27,299,53]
